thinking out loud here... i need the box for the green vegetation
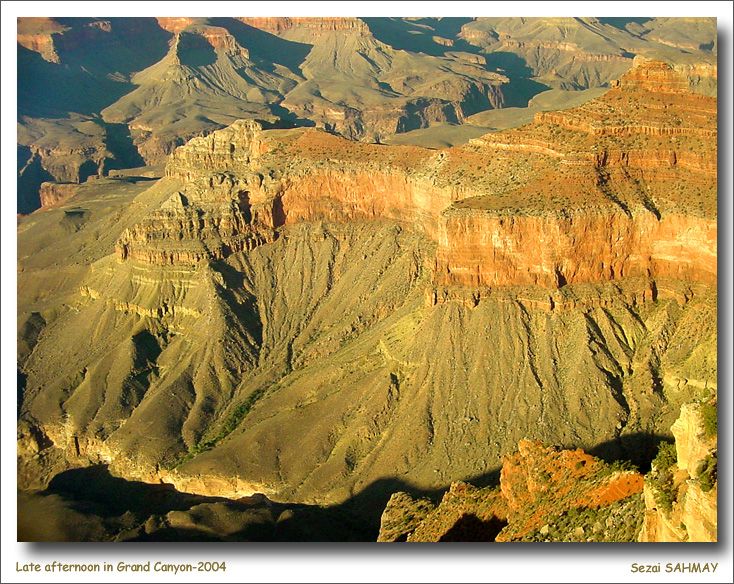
[168,387,268,469]
[647,441,677,513]
[606,459,639,474]
[700,402,717,439]
[520,494,644,542]
[697,453,717,492]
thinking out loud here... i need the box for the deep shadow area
[109,175,158,184]
[212,261,264,349]
[210,18,312,77]
[438,513,508,542]
[17,370,26,418]
[104,122,146,170]
[53,17,172,75]
[363,17,474,57]
[46,465,233,517]
[17,45,135,117]
[598,18,652,31]
[483,51,550,107]
[261,103,317,130]
[17,145,53,214]
[22,430,665,542]
[587,432,671,473]
[18,19,170,117]
[26,465,383,542]
[176,31,217,67]
[272,195,287,227]
[77,160,99,183]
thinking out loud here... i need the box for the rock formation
[639,401,717,542]
[378,439,645,542]
[17,16,717,213]
[116,58,716,295]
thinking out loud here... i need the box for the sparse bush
[700,402,717,439]
[166,388,267,469]
[647,441,677,513]
[607,459,638,473]
[697,453,717,492]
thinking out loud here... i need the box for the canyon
[17,17,716,214]
[16,18,717,543]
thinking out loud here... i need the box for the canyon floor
[16,17,718,542]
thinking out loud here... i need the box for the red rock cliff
[119,58,716,296]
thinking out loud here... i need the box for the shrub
[648,441,677,513]
[700,402,717,439]
[697,453,717,492]
[652,441,677,473]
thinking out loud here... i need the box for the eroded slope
[18,59,717,521]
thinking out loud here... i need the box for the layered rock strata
[119,59,716,297]
[17,57,718,532]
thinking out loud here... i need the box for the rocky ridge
[378,395,717,543]
[378,439,645,542]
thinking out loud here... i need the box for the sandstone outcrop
[639,401,717,542]
[38,182,80,208]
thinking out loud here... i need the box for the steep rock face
[17,33,60,62]
[435,210,716,289]
[165,120,267,180]
[237,17,370,35]
[116,178,276,266]
[612,56,717,95]
[671,402,716,473]
[434,59,715,289]
[639,401,717,542]
[38,182,80,209]
[22,145,106,184]
[683,482,717,543]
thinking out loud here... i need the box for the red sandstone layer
[119,58,717,294]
